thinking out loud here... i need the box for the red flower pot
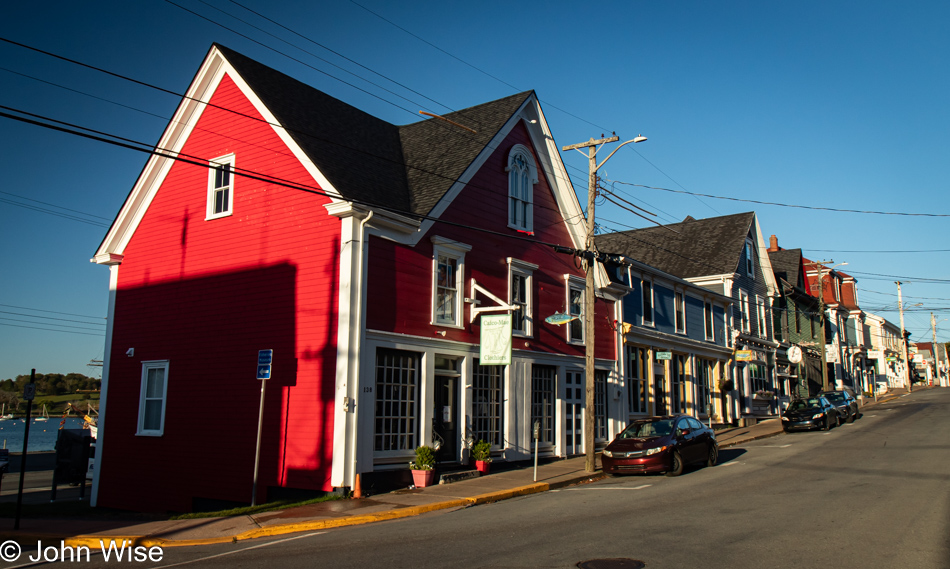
[412,469,436,488]
[475,460,490,475]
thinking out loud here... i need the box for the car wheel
[666,451,684,477]
[835,414,841,428]
[706,444,718,467]
[822,416,831,431]
[846,410,855,423]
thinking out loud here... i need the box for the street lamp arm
[596,138,645,171]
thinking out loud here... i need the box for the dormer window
[206,154,235,220]
[507,145,538,233]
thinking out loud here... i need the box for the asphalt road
[13,389,950,569]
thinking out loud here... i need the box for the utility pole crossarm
[562,136,619,152]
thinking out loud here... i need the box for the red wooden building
[92,45,623,511]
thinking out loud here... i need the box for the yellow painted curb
[29,478,592,548]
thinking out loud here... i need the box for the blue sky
[2,1,948,380]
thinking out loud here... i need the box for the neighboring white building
[865,312,907,388]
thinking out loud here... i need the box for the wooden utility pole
[562,134,645,473]
[896,281,911,392]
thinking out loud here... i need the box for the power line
[609,179,950,218]
[0,304,105,320]
[0,106,586,255]
[0,322,104,337]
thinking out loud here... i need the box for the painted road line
[151,532,327,569]
[718,462,738,467]
[564,484,652,491]
[760,444,793,448]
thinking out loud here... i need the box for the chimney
[768,234,779,252]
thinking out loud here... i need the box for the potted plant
[471,440,492,475]
[409,445,436,488]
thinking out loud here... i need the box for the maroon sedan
[601,415,718,476]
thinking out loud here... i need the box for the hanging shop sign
[655,351,672,361]
[787,345,803,364]
[480,314,512,365]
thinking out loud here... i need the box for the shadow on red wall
[99,262,336,512]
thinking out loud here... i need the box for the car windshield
[822,392,844,403]
[620,419,675,438]
[789,399,822,411]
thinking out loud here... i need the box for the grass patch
[170,494,343,520]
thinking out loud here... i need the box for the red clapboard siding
[366,122,615,359]
[99,74,340,512]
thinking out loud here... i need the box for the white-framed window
[206,154,235,220]
[506,145,538,233]
[565,275,585,344]
[472,359,504,447]
[671,354,688,414]
[642,279,654,326]
[508,258,538,337]
[739,290,751,333]
[704,301,714,341]
[757,296,768,338]
[595,370,608,441]
[374,348,420,452]
[626,345,648,414]
[696,358,713,416]
[675,291,686,334]
[744,240,755,278]
[137,360,169,436]
[431,237,471,327]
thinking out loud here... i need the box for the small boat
[34,404,49,422]
[0,404,12,421]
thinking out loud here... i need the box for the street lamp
[562,134,647,473]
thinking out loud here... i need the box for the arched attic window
[506,144,539,233]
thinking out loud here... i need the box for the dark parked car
[782,397,840,432]
[601,415,717,477]
[819,389,859,423]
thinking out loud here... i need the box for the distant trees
[0,373,100,396]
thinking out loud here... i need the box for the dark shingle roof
[398,92,532,215]
[768,248,803,286]
[216,45,530,216]
[595,212,756,278]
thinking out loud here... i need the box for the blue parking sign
[257,364,271,380]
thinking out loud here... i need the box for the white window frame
[739,290,751,334]
[674,291,686,334]
[565,274,586,344]
[508,258,538,337]
[744,239,755,278]
[642,279,655,327]
[206,154,235,220]
[431,237,471,328]
[757,296,768,338]
[506,145,538,233]
[137,360,170,436]
[704,301,714,341]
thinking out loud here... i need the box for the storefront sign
[867,350,883,359]
[735,350,754,362]
[479,314,512,365]
[655,351,672,360]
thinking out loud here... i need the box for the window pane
[146,368,165,398]
[143,399,162,431]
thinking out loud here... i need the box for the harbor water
[0,417,91,452]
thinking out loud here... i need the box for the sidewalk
[0,390,906,548]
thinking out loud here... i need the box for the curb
[7,473,604,548]
[719,429,783,448]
